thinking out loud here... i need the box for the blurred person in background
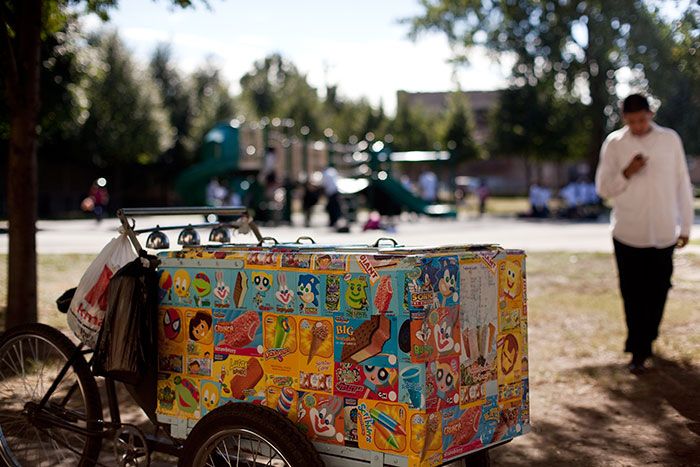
[595,93,693,374]
[85,178,109,223]
[418,168,438,203]
[476,179,490,217]
[322,166,342,227]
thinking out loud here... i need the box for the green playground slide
[372,176,456,217]
[175,124,241,206]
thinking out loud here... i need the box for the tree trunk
[4,0,43,328]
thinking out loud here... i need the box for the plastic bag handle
[373,237,398,248]
[295,236,316,244]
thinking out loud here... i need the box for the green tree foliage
[440,92,480,162]
[150,43,195,162]
[490,84,587,166]
[407,0,684,168]
[389,97,437,151]
[78,31,174,166]
[645,6,700,154]
[239,53,321,135]
[188,59,236,148]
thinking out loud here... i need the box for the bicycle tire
[178,402,324,467]
[0,323,103,467]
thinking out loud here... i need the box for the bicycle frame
[27,344,181,458]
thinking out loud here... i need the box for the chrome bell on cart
[208,225,231,243]
[145,226,169,250]
[177,225,200,246]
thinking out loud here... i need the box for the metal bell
[177,225,200,246]
[146,227,170,249]
[209,225,231,243]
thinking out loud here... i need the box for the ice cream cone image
[420,413,439,460]
[307,321,329,364]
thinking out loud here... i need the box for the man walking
[595,94,694,373]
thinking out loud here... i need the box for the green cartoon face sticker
[345,276,368,310]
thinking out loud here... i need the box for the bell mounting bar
[116,206,262,253]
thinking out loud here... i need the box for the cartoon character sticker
[275,272,295,313]
[334,362,398,401]
[496,331,522,387]
[297,393,345,444]
[313,254,348,272]
[422,257,459,308]
[188,310,214,346]
[212,270,231,308]
[281,253,312,270]
[158,353,183,373]
[173,376,200,419]
[342,274,369,318]
[501,258,522,301]
[187,356,212,377]
[192,272,212,307]
[427,357,460,410]
[157,374,178,417]
[297,274,320,314]
[430,307,461,357]
[158,270,173,303]
[200,381,221,415]
[159,307,184,345]
[252,271,274,311]
[173,270,192,305]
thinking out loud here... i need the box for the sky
[83,0,514,115]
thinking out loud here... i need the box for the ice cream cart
[0,206,529,467]
[141,207,530,466]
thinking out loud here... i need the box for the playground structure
[175,119,456,224]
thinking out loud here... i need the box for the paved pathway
[1,214,699,255]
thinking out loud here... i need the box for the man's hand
[677,236,689,248]
[623,154,647,179]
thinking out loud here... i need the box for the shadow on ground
[491,355,699,466]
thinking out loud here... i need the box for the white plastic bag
[67,234,137,347]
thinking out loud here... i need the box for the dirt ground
[490,252,700,467]
[1,251,698,466]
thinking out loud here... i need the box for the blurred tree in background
[189,60,236,149]
[440,92,480,163]
[389,97,437,151]
[150,43,195,164]
[79,31,174,167]
[489,84,588,182]
[1,0,202,329]
[408,0,700,168]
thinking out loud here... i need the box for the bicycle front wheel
[0,323,103,466]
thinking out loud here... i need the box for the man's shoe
[628,361,647,374]
[628,356,648,374]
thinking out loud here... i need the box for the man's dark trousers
[613,238,674,362]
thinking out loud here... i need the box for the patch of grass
[0,254,95,332]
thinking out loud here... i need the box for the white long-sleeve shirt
[595,123,694,248]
